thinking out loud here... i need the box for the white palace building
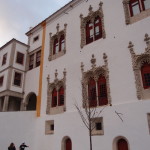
[0,0,150,150]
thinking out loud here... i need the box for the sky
[0,0,72,47]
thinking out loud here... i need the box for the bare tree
[74,83,106,150]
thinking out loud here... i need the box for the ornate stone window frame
[123,0,150,24]
[80,2,106,48]
[49,23,67,61]
[128,33,150,99]
[46,69,66,115]
[81,53,111,107]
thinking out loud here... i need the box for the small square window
[91,117,104,135]
[14,72,22,87]
[33,36,39,42]
[0,76,4,87]
[45,120,54,135]
[2,53,7,66]
[16,52,24,65]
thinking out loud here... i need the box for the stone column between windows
[2,95,9,112]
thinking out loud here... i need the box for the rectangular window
[14,72,22,87]
[45,120,54,134]
[2,53,7,66]
[29,54,34,70]
[91,117,104,135]
[36,50,41,67]
[0,76,4,87]
[33,36,39,42]
[16,52,24,65]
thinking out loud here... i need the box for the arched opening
[61,136,72,150]
[65,138,72,150]
[26,93,37,111]
[117,138,128,150]
[113,136,129,150]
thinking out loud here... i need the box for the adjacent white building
[0,0,150,150]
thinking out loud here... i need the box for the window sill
[49,105,65,115]
[129,8,150,24]
[49,50,66,61]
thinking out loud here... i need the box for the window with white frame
[2,53,7,66]
[16,52,24,65]
[0,76,4,87]
[13,72,22,87]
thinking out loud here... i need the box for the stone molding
[81,53,111,107]
[46,68,66,114]
[49,23,67,61]
[0,90,24,98]
[123,0,150,24]
[80,2,106,48]
[128,34,150,99]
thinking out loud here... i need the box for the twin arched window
[53,34,65,55]
[86,16,102,44]
[52,87,64,107]
[88,76,108,107]
[141,62,150,89]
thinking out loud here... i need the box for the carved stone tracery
[46,69,66,114]
[81,53,111,107]
[128,34,150,99]
[49,23,67,61]
[80,2,106,48]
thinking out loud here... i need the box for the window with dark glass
[98,76,108,106]
[14,72,22,86]
[58,86,64,106]
[2,53,7,66]
[33,36,39,42]
[29,54,34,70]
[141,63,150,89]
[88,78,97,107]
[86,20,94,44]
[53,39,59,55]
[96,122,102,130]
[36,50,41,67]
[94,16,102,40]
[50,124,54,131]
[0,76,4,86]
[59,34,65,52]
[52,88,57,107]
[16,52,24,65]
